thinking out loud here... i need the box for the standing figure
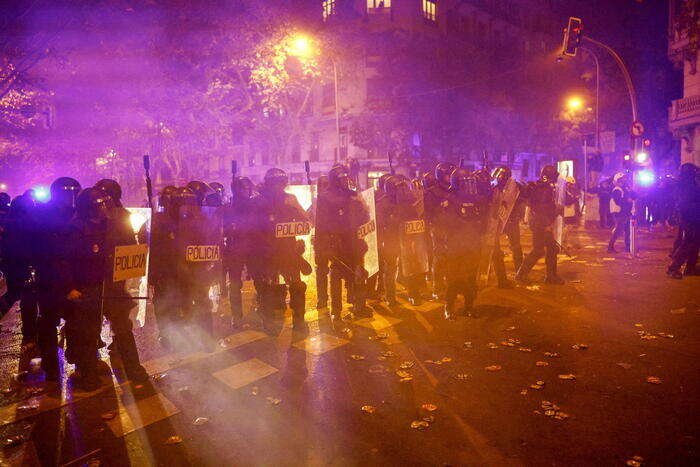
[424,163,456,298]
[32,177,81,381]
[316,165,373,319]
[380,176,429,307]
[145,186,179,348]
[94,179,149,383]
[312,175,332,309]
[442,169,488,319]
[515,166,564,285]
[64,188,111,391]
[249,169,311,334]
[223,176,257,327]
[491,166,524,288]
[597,177,614,229]
[667,163,699,278]
[608,172,635,253]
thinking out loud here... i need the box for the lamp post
[332,59,342,162]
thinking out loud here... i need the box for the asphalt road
[0,225,698,466]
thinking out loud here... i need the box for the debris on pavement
[529,381,545,390]
[487,342,499,349]
[399,361,414,369]
[380,350,396,358]
[152,373,167,382]
[626,455,644,466]
[369,333,388,341]
[616,363,632,370]
[441,356,452,363]
[485,365,502,372]
[410,420,430,430]
[462,341,473,349]
[558,374,576,380]
[350,354,366,360]
[657,332,674,339]
[543,352,560,358]
[395,370,411,379]
[525,285,541,291]
[540,401,569,421]
[455,373,470,381]
[3,435,27,448]
[101,412,117,421]
[266,397,282,405]
[637,330,658,340]
[571,344,588,350]
[535,361,549,367]
[361,405,376,414]
[645,376,662,385]
[165,436,183,445]
[518,347,532,352]
[670,307,686,315]
[250,386,259,396]
[192,417,210,426]
[520,389,528,395]
[421,403,437,412]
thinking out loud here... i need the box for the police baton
[459,158,465,169]
[143,155,153,210]
[482,150,489,171]
[304,160,312,185]
[388,151,395,175]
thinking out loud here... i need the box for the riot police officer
[516,165,564,284]
[94,179,149,383]
[491,166,524,288]
[147,186,180,348]
[608,172,635,253]
[210,182,227,205]
[1,195,38,347]
[442,169,487,319]
[175,186,222,349]
[64,188,111,391]
[223,176,256,327]
[249,168,311,334]
[370,173,395,303]
[381,176,429,307]
[424,163,455,297]
[32,177,81,381]
[316,165,373,319]
[667,163,699,278]
[312,175,332,308]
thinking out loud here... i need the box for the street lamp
[287,33,342,163]
[567,96,584,111]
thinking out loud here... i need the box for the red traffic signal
[643,138,651,147]
[562,17,583,57]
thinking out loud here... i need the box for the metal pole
[333,60,342,162]
[583,36,639,256]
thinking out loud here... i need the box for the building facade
[668,0,700,166]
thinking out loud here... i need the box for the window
[422,0,436,22]
[322,83,335,108]
[322,0,335,21]
[367,0,390,11]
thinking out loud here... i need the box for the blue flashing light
[636,170,655,187]
[33,186,49,201]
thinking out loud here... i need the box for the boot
[289,282,309,336]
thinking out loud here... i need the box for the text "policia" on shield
[356,219,376,239]
[275,221,311,238]
[113,244,148,282]
[186,245,220,262]
[404,219,425,234]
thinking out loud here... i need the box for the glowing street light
[566,96,584,111]
[288,34,314,58]
[634,151,649,164]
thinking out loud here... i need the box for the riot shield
[284,184,316,287]
[123,207,151,326]
[554,176,566,249]
[476,179,519,288]
[399,190,430,278]
[176,205,223,315]
[358,188,379,277]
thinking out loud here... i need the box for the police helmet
[435,163,456,188]
[317,174,330,193]
[9,194,34,217]
[95,179,123,207]
[75,187,110,221]
[186,180,216,205]
[50,177,81,208]
[328,165,354,194]
[377,173,395,192]
[540,165,559,184]
[231,176,254,201]
[492,166,512,187]
[421,171,437,190]
[263,168,289,193]
[210,182,225,199]
[158,185,178,209]
[0,192,10,208]
[450,168,477,195]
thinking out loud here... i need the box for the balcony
[669,95,700,131]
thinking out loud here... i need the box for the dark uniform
[94,179,149,383]
[516,165,563,284]
[316,165,373,319]
[608,173,634,253]
[249,168,311,334]
[441,169,488,319]
[491,167,524,288]
[145,186,180,347]
[223,177,257,326]
[380,176,428,306]
[0,195,39,342]
[667,163,699,278]
[32,177,81,380]
[63,188,112,391]
[424,163,455,297]
[312,175,332,308]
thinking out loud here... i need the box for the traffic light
[562,17,583,57]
